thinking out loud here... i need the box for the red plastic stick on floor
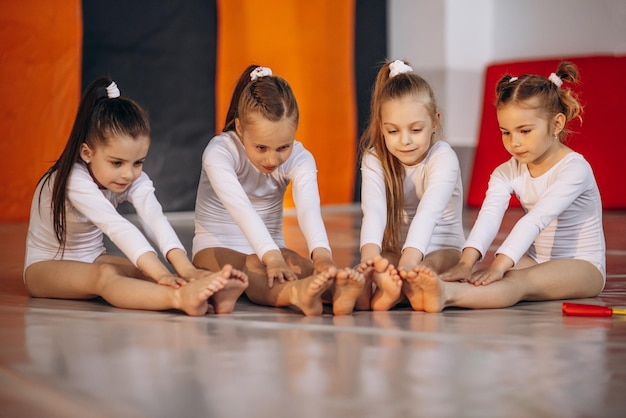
[562,302,614,317]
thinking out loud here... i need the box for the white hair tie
[250,66,273,81]
[509,76,518,83]
[389,60,413,78]
[548,73,563,88]
[106,81,120,98]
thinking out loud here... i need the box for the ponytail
[38,77,150,252]
[222,64,299,133]
[495,61,582,141]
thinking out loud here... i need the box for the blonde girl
[358,60,465,311]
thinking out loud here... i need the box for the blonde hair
[359,60,440,253]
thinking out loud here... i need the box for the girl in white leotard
[357,60,465,311]
[413,61,606,312]
[193,65,364,316]
[24,77,247,316]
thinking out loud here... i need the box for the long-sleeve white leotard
[465,152,606,279]
[24,163,185,273]
[192,131,331,260]
[360,140,465,255]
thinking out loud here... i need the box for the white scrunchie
[389,60,413,78]
[548,72,563,88]
[509,76,519,83]
[250,66,273,81]
[106,81,120,98]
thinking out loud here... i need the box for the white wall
[388,0,626,147]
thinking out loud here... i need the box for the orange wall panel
[0,0,82,222]
[216,0,356,207]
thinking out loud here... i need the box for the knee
[92,263,121,293]
[23,272,40,297]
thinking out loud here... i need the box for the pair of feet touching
[179,264,248,316]
[289,267,366,316]
[181,257,444,317]
[364,256,444,313]
[183,264,367,317]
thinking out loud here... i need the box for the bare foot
[177,268,228,316]
[332,268,365,315]
[371,256,402,311]
[210,267,249,314]
[354,260,374,311]
[401,268,424,311]
[289,270,335,316]
[414,265,447,313]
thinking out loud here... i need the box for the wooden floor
[1,206,626,418]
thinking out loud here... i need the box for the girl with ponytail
[24,77,247,316]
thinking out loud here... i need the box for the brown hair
[222,64,299,132]
[359,60,440,253]
[38,76,150,252]
[495,61,582,141]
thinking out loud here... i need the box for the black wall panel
[82,1,217,211]
[354,0,387,202]
[82,1,385,208]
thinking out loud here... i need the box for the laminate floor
[1,206,625,418]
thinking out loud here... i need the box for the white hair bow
[106,81,120,98]
[389,60,413,78]
[548,72,563,87]
[250,66,273,81]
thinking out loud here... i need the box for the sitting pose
[357,60,465,311]
[411,61,606,312]
[24,77,247,316]
[192,65,363,316]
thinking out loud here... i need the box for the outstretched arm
[166,248,229,283]
[439,247,482,282]
[136,251,187,288]
[262,249,297,287]
[468,253,514,286]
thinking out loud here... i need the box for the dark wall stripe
[354,0,388,202]
[82,1,218,211]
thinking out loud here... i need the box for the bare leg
[243,254,334,316]
[331,268,365,315]
[371,256,403,311]
[401,249,461,311]
[416,259,604,312]
[24,259,229,316]
[193,248,249,314]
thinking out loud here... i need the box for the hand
[468,266,506,286]
[265,262,297,288]
[439,262,473,282]
[263,250,297,288]
[311,247,336,274]
[155,273,188,288]
[467,254,513,286]
[397,247,423,274]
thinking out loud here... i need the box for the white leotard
[193,131,331,260]
[360,140,465,255]
[465,152,606,279]
[24,163,185,273]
